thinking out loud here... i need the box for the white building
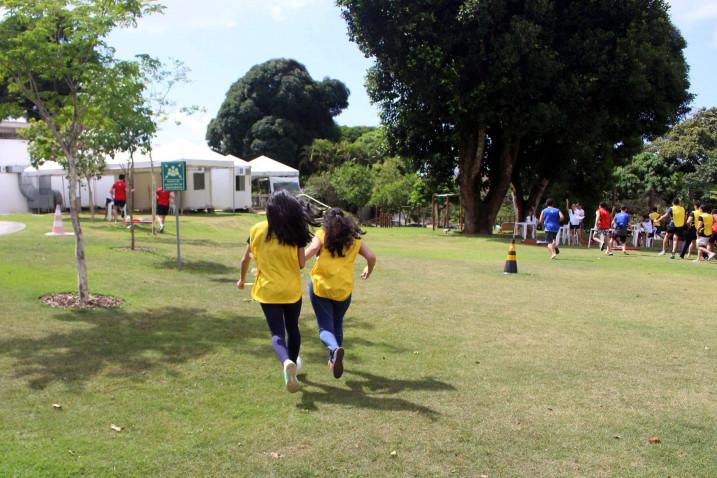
[0,121,33,214]
[1,121,252,213]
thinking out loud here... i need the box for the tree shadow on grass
[0,307,265,390]
[297,370,456,421]
[154,259,237,274]
[209,276,239,284]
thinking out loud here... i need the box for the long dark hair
[323,208,363,257]
[266,191,315,247]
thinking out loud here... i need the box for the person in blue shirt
[610,206,630,255]
[539,198,565,259]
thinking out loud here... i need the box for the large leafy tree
[206,59,349,170]
[617,108,717,204]
[338,0,691,233]
[0,0,161,304]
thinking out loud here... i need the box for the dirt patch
[39,293,124,309]
[112,247,156,253]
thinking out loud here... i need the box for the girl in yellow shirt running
[305,208,377,378]
[237,191,314,393]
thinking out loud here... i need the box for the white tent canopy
[248,155,299,178]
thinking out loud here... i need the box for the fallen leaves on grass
[39,293,124,309]
[110,424,124,432]
[648,437,661,444]
[390,450,397,457]
[264,451,283,459]
[52,403,62,409]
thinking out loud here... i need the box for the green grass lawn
[1,213,716,477]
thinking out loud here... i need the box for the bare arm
[539,211,545,225]
[297,246,306,269]
[237,244,252,289]
[304,235,322,261]
[559,211,565,222]
[359,241,377,280]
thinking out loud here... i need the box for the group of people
[237,191,377,393]
[537,197,717,262]
[108,174,174,233]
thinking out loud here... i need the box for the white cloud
[268,0,318,23]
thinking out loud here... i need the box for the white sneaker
[283,360,301,393]
[658,250,666,256]
[295,355,302,373]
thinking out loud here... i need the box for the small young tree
[0,0,162,304]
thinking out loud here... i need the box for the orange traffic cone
[45,204,74,236]
[503,238,518,274]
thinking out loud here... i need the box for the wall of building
[0,173,30,214]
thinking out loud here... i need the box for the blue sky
[108,0,717,151]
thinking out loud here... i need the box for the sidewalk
[0,221,26,236]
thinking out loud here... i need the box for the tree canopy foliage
[615,108,717,204]
[0,0,161,302]
[206,59,349,170]
[338,0,691,233]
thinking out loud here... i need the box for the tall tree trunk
[87,176,95,222]
[129,151,136,250]
[150,150,157,235]
[67,156,90,304]
[475,140,521,234]
[511,180,526,223]
[458,127,486,234]
[528,177,551,216]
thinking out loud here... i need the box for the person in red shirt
[110,174,127,222]
[592,202,613,255]
[156,186,174,233]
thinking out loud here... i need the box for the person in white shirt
[639,215,654,247]
[525,208,537,238]
[575,202,586,244]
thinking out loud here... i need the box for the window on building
[235,175,245,191]
[193,172,205,190]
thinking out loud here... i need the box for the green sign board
[161,161,186,192]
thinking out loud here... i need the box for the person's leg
[309,282,339,357]
[282,299,302,363]
[660,231,669,254]
[331,295,352,348]
[671,233,680,257]
[260,303,290,363]
[680,230,694,258]
[328,295,351,378]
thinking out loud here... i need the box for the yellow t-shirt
[249,221,302,304]
[310,229,362,301]
[649,211,661,227]
[671,206,686,227]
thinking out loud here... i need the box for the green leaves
[206,59,349,168]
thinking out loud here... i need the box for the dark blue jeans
[260,300,302,364]
[309,281,352,360]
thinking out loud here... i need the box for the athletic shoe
[159,224,165,233]
[295,355,302,373]
[555,247,560,255]
[550,254,557,260]
[670,254,675,259]
[658,250,665,256]
[599,241,605,251]
[607,252,613,256]
[708,252,716,261]
[330,347,345,379]
[283,360,301,393]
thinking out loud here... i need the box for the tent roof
[23,143,250,176]
[248,155,298,177]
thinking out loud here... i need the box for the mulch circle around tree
[39,293,124,309]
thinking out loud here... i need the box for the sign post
[161,161,186,270]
